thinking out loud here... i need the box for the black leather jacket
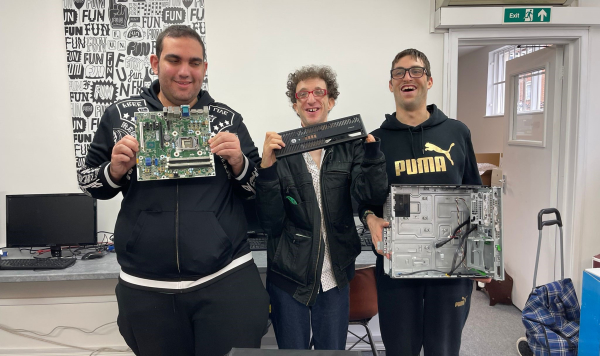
[256,139,387,306]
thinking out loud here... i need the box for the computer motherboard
[134,105,216,181]
[382,185,504,280]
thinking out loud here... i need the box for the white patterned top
[302,150,338,292]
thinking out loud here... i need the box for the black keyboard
[356,225,374,251]
[360,234,373,251]
[248,236,268,251]
[0,258,76,270]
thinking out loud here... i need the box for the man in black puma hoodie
[361,49,482,356]
[77,26,269,356]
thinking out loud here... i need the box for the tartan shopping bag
[521,209,580,356]
[522,278,580,356]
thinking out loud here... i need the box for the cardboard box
[475,153,502,186]
[579,268,600,355]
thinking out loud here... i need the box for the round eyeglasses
[295,89,328,100]
[390,66,427,80]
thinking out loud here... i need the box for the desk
[0,249,120,283]
[0,249,377,283]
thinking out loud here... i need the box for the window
[509,69,546,145]
[486,45,548,116]
[518,70,545,113]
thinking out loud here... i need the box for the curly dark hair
[285,65,340,104]
[391,48,432,79]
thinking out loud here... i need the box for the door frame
[443,27,589,282]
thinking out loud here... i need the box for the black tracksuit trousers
[376,256,473,356]
[115,263,270,356]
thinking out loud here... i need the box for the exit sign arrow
[538,9,548,21]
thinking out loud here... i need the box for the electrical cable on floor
[2,321,117,336]
[0,322,131,355]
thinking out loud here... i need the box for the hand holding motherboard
[209,132,244,176]
[110,135,139,182]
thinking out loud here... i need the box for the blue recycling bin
[579,268,600,355]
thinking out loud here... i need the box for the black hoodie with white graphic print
[77,80,261,287]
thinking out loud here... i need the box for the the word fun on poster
[63,0,208,169]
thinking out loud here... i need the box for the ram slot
[167,157,211,162]
[139,122,145,152]
[167,162,213,169]
[159,122,164,148]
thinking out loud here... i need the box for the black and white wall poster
[63,0,208,169]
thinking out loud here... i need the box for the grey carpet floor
[361,284,525,356]
[460,285,525,356]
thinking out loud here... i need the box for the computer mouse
[82,252,104,260]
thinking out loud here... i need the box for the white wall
[457,45,505,154]
[0,0,80,248]
[572,25,600,296]
[578,0,600,7]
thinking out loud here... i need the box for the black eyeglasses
[295,89,327,100]
[390,66,427,80]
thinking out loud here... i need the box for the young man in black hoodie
[77,25,269,356]
[361,49,483,356]
[256,65,388,350]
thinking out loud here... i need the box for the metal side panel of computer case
[382,185,504,280]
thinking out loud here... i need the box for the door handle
[499,175,507,193]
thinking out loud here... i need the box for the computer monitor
[6,193,97,257]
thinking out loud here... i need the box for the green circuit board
[135,105,215,181]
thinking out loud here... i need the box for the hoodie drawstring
[421,125,425,155]
[408,126,425,158]
[408,128,416,159]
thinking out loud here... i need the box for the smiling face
[293,77,335,127]
[150,36,207,108]
[389,55,433,113]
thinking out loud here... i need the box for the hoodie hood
[379,104,449,159]
[140,79,215,110]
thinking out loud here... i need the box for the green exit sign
[504,8,551,23]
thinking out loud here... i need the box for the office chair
[347,265,379,355]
